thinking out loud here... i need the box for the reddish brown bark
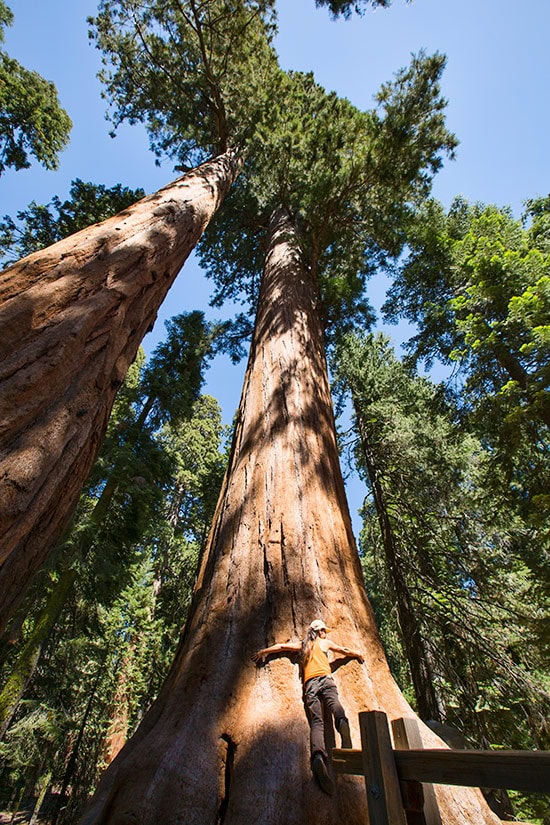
[81,209,499,825]
[102,649,134,768]
[0,150,240,631]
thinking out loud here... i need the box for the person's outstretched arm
[327,641,364,663]
[252,641,301,663]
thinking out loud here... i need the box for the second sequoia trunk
[82,209,498,825]
[0,150,239,631]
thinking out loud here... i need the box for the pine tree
[333,332,549,761]
[383,196,550,587]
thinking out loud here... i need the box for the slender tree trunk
[102,646,134,768]
[0,567,78,737]
[52,663,104,825]
[0,150,240,633]
[353,403,445,722]
[81,208,498,825]
[29,768,52,825]
[9,781,26,824]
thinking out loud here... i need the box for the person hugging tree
[253,619,364,795]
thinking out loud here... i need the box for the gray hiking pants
[303,675,347,761]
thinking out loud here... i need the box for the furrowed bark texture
[82,210,499,825]
[0,151,239,631]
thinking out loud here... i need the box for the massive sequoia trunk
[82,209,498,825]
[0,150,240,632]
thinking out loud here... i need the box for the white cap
[310,619,330,632]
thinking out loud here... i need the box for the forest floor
[0,811,46,823]
[0,792,62,823]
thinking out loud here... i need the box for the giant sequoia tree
[83,211,497,825]
[78,18,500,821]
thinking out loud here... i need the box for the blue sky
[2,0,548,529]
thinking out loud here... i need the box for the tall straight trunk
[81,208,498,825]
[29,768,52,825]
[0,150,240,632]
[102,649,133,768]
[0,566,78,737]
[353,403,445,722]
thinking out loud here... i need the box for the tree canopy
[0,1,72,175]
[88,0,278,166]
[198,52,456,344]
[384,196,550,427]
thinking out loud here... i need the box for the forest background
[0,0,549,822]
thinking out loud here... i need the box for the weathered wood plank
[359,711,407,825]
[332,747,550,795]
[392,717,442,825]
[395,750,550,794]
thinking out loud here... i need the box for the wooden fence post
[359,711,407,825]
[392,717,442,825]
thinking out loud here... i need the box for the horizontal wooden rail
[333,712,550,825]
[332,747,550,794]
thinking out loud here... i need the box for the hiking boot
[338,719,352,749]
[312,753,334,796]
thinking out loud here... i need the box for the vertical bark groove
[217,734,236,825]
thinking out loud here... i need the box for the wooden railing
[332,711,550,825]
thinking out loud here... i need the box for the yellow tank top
[303,638,331,683]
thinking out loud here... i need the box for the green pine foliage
[89,1,456,345]
[315,0,397,19]
[384,196,550,430]
[199,53,456,346]
[0,1,72,175]
[88,0,278,166]
[332,331,549,818]
[383,196,550,585]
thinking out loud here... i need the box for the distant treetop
[0,0,72,174]
[314,0,406,20]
